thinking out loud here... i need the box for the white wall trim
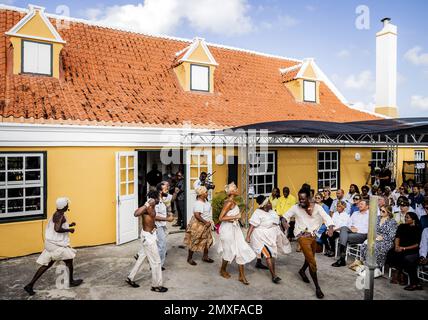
[0,123,211,147]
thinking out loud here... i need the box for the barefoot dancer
[218,183,256,285]
[24,197,83,296]
[126,190,169,293]
[246,195,291,284]
[184,186,214,265]
[283,187,334,299]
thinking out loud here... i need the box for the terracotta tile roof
[0,8,379,128]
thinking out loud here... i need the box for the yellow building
[0,4,427,259]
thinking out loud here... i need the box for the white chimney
[375,18,398,118]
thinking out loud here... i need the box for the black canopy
[227,117,428,136]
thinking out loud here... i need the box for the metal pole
[364,195,379,300]
[245,132,249,228]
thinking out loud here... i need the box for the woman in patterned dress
[353,205,397,273]
[184,186,214,265]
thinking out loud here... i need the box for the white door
[186,149,212,223]
[116,151,138,245]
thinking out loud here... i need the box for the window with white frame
[303,80,316,103]
[318,150,339,191]
[249,151,276,196]
[0,153,46,222]
[415,150,425,184]
[22,40,52,76]
[190,64,209,92]
[371,150,394,169]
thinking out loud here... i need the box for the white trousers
[156,226,167,267]
[128,230,162,287]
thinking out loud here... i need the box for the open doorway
[136,149,186,229]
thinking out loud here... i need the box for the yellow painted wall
[0,146,134,259]
[8,10,63,78]
[374,106,399,118]
[284,78,320,103]
[18,12,57,39]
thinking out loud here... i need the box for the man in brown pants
[284,187,334,299]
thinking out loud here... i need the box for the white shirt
[193,199,212,222]
[331,211,351,230]
[349,210,369,234]
[284,204,334,237]
[250,209,280,229]
[162,194,173,214]
[155,200,167,228]
[193,179,202,190]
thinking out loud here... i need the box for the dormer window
[303,80,316,103]
[22,40,52,76]
[190,64,209,92]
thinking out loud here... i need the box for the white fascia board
[0,123,212,147]
[179,38,219,66]
[310,61,348,105]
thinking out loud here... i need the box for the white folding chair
[417,266,428,282]
[345,243,362,262]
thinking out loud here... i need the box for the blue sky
[3,0,428,117]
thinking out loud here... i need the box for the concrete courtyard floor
[1,228,427,300]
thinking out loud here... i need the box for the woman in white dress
[218,183,256,285]
[246,195,291,283]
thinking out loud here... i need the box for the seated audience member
[314,193,329,214]
[349,194,361,216]
[361,185,370,202]
[392,185,409,206]
[322,188,333,209]
[321,200,350,257]
[345,184,360,204]
[420,228,428,265]
[351,205,397,273]
[420,199,428,230]
[269,187,281,211]
[329,189,351,215]
[384,186,394,206]
[332,200,369,267]
[394,198,415,225]
[409,185,424,211]
[387,212,422,291]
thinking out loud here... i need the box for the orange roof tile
[0,7,379,128]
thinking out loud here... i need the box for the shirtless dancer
[126,190,168,293]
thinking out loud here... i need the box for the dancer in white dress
[246,195,291,283]
[24,197,83,296]
[218,183,256,285]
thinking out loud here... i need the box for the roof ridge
[0,4,302,63]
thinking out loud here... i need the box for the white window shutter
[37,43,51,75]
[303,80,316,102]
[23,41,39,74]
[22,41,52,75]
[191,65,209,91]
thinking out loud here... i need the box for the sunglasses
[381,209,387,213]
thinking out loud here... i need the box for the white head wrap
[56,197,70,210]
[195,186,208,196]
[258,197,269,208]
[225,182,237,195]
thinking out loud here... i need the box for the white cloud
[305,5,316,12]
[85,0,253,36]
[344,70,375,91]
[276,14,300,28]
[2,0,15,4]
[404,46,428,66]
[411,95,428,110]
[337,49,350,58]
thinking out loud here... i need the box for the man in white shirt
[284,188,334,299]
[332,199,369,267]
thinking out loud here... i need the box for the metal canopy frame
[182,120,428,224]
